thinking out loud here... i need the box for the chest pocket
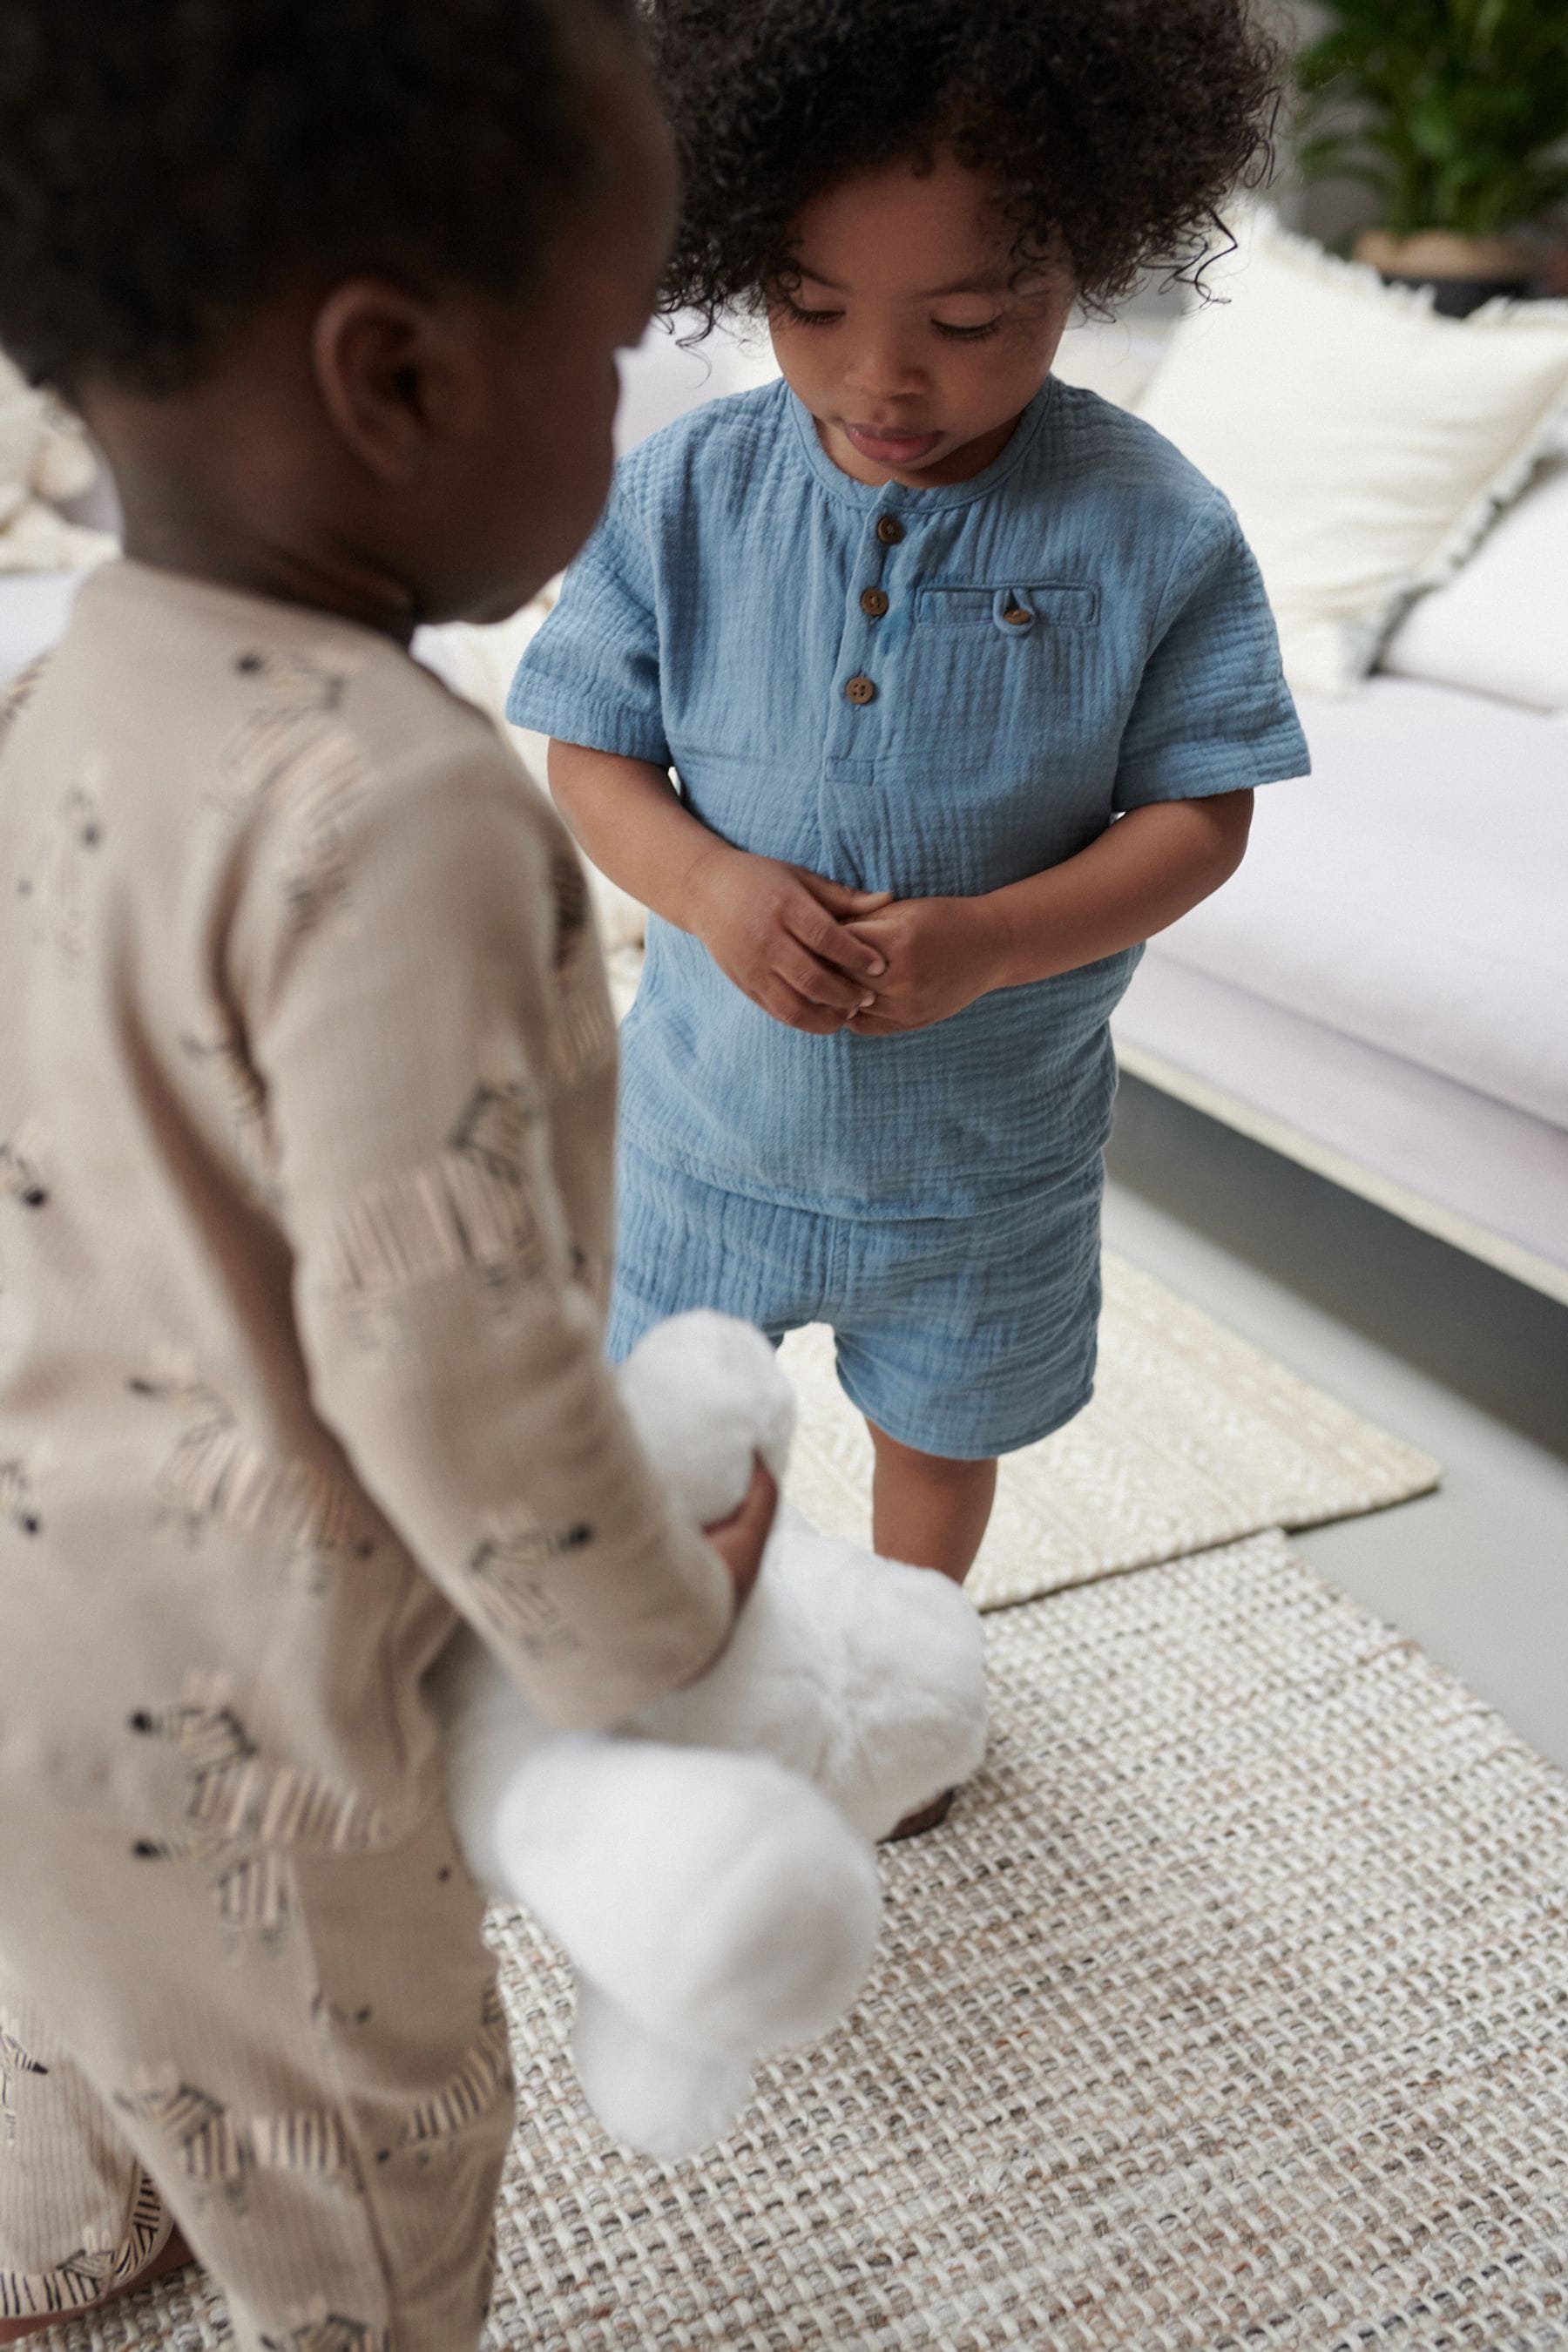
[913,582,1100,635]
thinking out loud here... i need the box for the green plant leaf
[1288,0,1568,230]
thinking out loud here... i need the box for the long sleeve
[229,723,733,1732]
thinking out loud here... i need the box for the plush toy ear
[618,1310,795,1525]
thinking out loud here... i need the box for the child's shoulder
[1038,377,1235,540]
[613,376,795,510]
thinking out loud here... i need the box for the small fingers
[804,872,896,916]
[786,899,888,983]
[776,948,880,1015]
[847,1005,913,1036]
[756,981,851,1034]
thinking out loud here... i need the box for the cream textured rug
[783,1251,1440,1610]
[75,1531,1568,2351]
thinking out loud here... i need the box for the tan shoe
[0,2223,195,2342]
[880,1788,956,1843]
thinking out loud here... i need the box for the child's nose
[844,333,928,404]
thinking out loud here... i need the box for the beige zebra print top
[0,559,731,1855]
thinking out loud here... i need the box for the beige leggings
[0,1799,512,2351]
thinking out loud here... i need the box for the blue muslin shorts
[608,1144,1103,1462]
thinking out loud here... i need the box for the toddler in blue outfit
[510,0,1309,1660]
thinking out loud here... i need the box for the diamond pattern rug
[784,1252,1439,1609]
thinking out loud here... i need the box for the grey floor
[1103,1074,1568,1771]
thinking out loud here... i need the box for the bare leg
[867,1421,996,1841]
[0,2228,196,2343]
[868,1418,997,1585]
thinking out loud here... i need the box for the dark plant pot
[1375,269,1534,317]
[1354,230,1538,319]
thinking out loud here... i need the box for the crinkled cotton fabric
[510,375,1308,1221]
[609,1144,1103,1459]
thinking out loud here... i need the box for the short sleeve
[506,473,670,766]
[1113,497,1309,812]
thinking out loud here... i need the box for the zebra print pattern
[250,2107,358,2184]
[551,981,616,1085]
[260,2316,390,2352]
[207,652,352,824]
[0,2166,166,2319]
[274,727,368,941]
[179,1028,280,1199]
[550,850,591,982]
[44,767,106,963]
[0,2012,48,2141]
[449,1082,543,1187]
[0,1459,42,1538]
[162,1418,361,1557]
[213,1850,291,1943]
[0,1117,49,1207]
[0,653,50,737]
[399,1989,510,2152]
[129,1672,391,1858]
[320,1147,547,1298]
[116,2072,362,2208]
[466,1522,591,1657]
[127,1366,373,1570]
[114,2075,245,2194]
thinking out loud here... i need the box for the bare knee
[867,1421,995,1486]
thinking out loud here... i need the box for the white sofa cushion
[1136,212,1568,700]
[1152,677,1568,1127]
[1379,452,1568,712]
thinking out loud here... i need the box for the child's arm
[549,740,892,1034]
[843,789,1254,1035]
[235,728,764,1731]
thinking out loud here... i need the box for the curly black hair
[645,0,1281,328]
[0,0,635,396]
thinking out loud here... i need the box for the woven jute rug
[783,1253,1440,1611]
[65,1530,1568,2352]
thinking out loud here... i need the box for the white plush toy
[434,1310,988,2161]
[0,348,117,574]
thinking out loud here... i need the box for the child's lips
[842,422,943,464]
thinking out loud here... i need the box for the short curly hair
[0,0,635,397]
[645,0,1281,328]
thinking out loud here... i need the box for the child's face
[403,32,679,623]
[768,153,1076,490]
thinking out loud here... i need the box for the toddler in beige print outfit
[0,3,773,2344]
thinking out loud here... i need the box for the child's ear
[310,278,483,486]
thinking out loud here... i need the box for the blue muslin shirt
[510,374,1308,1223]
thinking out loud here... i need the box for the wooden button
[1004,605,1032,626]
[860,587,890,618]
[875,515,905,546]
[844,674,877,706]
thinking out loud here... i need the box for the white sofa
[1048,323,1568,1306]
[4,315,1564,1302]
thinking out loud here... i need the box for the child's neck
[84,368,423,645]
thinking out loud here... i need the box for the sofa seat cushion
[1152,676,1568,1127]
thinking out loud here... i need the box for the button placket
[840,510,906,714]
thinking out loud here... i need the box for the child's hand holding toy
[433,1309,989,2161]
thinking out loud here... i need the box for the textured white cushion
[1379,453,1568,711]
[1136,212,1568,699]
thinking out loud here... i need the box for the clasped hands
[685,845,1000,1037]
